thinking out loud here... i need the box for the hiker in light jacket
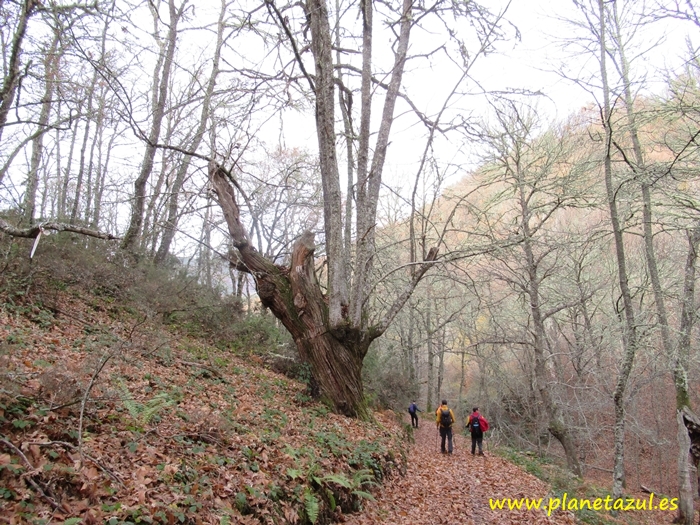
[467,407,487,456]
[435,399,455,454]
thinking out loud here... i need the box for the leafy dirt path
[343,417,577,525]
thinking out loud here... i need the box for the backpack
[440,408,452,427]
[479,415,489,432]
[470,414,481,432]
[408,403,417,414]
[471,413,489,432]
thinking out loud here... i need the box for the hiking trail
[343,416,577,525]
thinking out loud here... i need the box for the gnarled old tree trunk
[679,407,700,524]
[210,162,437,418]
[209,0,449,418]
[211,164,371,417]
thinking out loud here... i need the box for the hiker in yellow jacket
[435,399,455,454]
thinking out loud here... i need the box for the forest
[3,0,700,523]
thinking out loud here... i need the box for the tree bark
[210,163,373,417]
[594,0,639,500]
[0,0,38,148]
[673,228,700,524]
[306,0,348,324]
[678,410,695,525]
[23,27,60,225]
[122,0,184,252]
[426,286,435,412]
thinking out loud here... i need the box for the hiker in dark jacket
[435,400,455,454]
[408,401,422,428]
[467,407,487,456]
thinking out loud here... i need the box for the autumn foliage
[0,238,406,523]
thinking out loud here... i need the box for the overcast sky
[485,0,694,118]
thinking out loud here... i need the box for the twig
[583,463,614,474]
[77,349,115,468]
[180,360,224,379]
[0,437,62,510]
[27,440,125,488]
[77,317,146,468]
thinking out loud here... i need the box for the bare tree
[606,3,700,519]
[121,0,187,252]
[22,23,61,224]
[585,0,641,500]
[0,0,39,146]
[473,99,591,475]
[212,0,506,416]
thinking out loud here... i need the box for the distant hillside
[0,237,407,524]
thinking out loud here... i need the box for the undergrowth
[495,447,676,525]
[0,235,407,524]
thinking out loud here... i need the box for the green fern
[325,488,336,511]
[351,468,377,488]
[320,473,352,489]
[352,490,376,501]
[351,469,377,501]
[116,380,141,419]
[286,468,302,480]
[140,392,174,424]
[116,380,174,426]
[304,489,320,524]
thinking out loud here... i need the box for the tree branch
[0,437,62,510]
[371,247,439,338]
[0,217,118,240]
[265,0,316,93]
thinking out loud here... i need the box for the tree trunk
[306,0,348,324]
[71,69,97,224]
[680,408,700,519]
[594,0,639,500]
[23,28,60,225]
[0,0,37,148]
[514,133,582,477]
[678,410,695,525]
[529,269,582,476]
[156,0,226,264]
[404,306,416,382]
[437,327,445,404]
[426,289,435,412]
[609,16,695,513]
[90,125,116,230]
[334,0,354,261]
[122,0,183,252]
[211,163,373,417]
[674,227,700,524]
[59,104,80,220]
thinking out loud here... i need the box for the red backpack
[470,413,489,432]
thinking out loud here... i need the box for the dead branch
[0,217,118,240]
[27,440,125,488]
[0,437,62,510]
[180,360,225,380]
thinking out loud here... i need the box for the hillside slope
[0,242,406,524]
[1,241,678,525]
